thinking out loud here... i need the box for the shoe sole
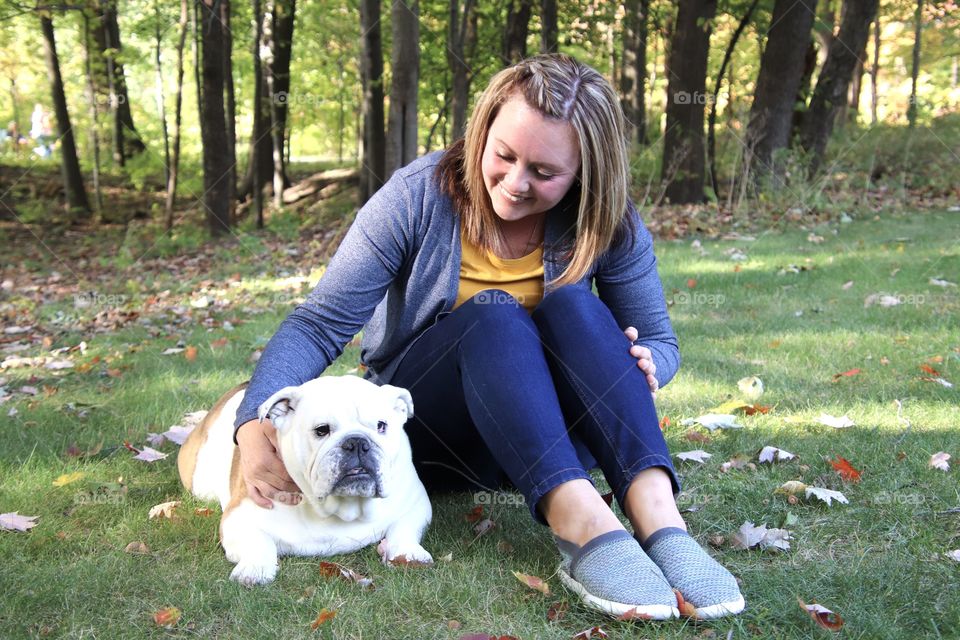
[558,567,679,620]
[691,595,746,620]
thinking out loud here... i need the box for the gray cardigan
[234,151,679,430]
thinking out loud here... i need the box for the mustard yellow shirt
[455,227,545,313]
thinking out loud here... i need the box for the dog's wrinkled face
[257,377,414,505]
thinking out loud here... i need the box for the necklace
[499,215,544,259]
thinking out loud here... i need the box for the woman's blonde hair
[438,53,633,288]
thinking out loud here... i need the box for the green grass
[1,205,958,639]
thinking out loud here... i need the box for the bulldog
[177,375,433,585]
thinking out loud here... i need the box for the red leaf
[659,415,671,430]
[513,571,550,595]
[743,403,771,415]
[920,364,941,375]
[798,598,844,631]
[572,627,608,639]
[464,505,484,522]
[829,455,862,482]
[546,601,568,622]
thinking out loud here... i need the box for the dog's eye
[313,424,331,438]
[377,420,387,434]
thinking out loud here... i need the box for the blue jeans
[388,286,680,524]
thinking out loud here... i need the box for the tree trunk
[221,0,236,210]
[540,0,557,53]
[98,0,145,165]
[250,0,264,226]
[192,0,204,140]
[870,14,879,123]
[620,0,650,146]
[503,0,532,65]
[799,0,878,175]
[165,0,189,231]
[81,13,103,217]
[359,0,386,204]
[707,0,759,195]
[789,39,818,142]
[387,0,419,177]
[907,0,922,128]
[40,14,90,216]
[240,0,293,202]
[198,0,232,235]
[661,0,717,204]
[448,0,475,141]
[744,0,818,185]
[154,0,171,190]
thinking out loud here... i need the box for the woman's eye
[377,421,387,434]
[313,424,331,438]
[496,151,513,161]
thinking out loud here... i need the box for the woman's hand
[235,418,303,508]
[623,326,658,397]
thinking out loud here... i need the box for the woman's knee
[459,289,535,332]
[533,285,611,331]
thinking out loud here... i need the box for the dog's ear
[258,386,302,433]
[380,384,413,421]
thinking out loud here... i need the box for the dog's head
[257,376,414,507]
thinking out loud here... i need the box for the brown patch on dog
[219,447,251,542]
[177,382,248,492]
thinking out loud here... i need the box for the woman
[233,53,743,620]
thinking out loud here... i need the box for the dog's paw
[229,560,278,586]
[379,539,433,567]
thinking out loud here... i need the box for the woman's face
[481,95,581,223]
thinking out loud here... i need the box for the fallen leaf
[464,505,484,522]
[720,454,755,472]
[805,487,848,506]
[319,561,374,589]
[162,424,195,445]
[758,446,795,464]
[680,414,743,431]
[920,364,942,376]
[447,620,462,630]
[0,512,39,532]
[674,589,699,618]
[731,521,791,551]
[816,413,854,429]
[184,346,197,362]
[798,598,844,631]
[929,452,951,471]
[659,415,671,430]
[616,607,653,621]
[52,471,86,487]
[775,481,808,496]
[929,278,956,287]
[921,376,954,388]
[310,608,336,630]
[832,368,861,381]
[829,455,862,482]
[210,337,229,349]
[571,627,608,640]
[134,447,168,462]
[864,293,901,307]
[676,450,712,464]
[743,403,771,415]
[153,607,181,628]
[684,429,711,444]
[474,518,496,536]
[513,571,550,595]
[946,550,960,562]
[124,541,151,554]
[194,507,214,517]
[547,601,569,622]
[148,501,181,519]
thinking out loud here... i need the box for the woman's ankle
[542,479,624,546]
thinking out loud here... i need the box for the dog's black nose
[341,436,370,454]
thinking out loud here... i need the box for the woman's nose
[502,165,530,194]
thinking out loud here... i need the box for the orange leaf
[798,598,844,631]
[310,608,336,630]
[684,429,711,444]
[829,455,862,482]
[686,278,697,288]
[832,368,861,381]
[674,589,699,619]
[616,607,653,621]
[210,337,229,349]
[659,415,671,430]
[920,364,941,375]
[512,571,550,595]
[193,507,213,517]
[744,404,771,415]
[184,346,198,362]
[153,607,181,628]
